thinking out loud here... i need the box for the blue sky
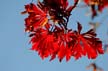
[0,0,108,71]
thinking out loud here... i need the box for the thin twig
[71,0,80,11]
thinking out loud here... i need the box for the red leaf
[58,44,66,62]
[66,48,72,61]
[22,3,48,32]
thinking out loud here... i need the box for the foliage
[21,0,108,62]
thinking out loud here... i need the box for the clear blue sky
[0,0,108,71]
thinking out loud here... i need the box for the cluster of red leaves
[22,0,104,62]
[30,23,104,61]
[84,0,108,18]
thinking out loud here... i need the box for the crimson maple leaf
[22,3,48,32]
[71,22,104,59]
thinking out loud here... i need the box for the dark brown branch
[71,0,79,12]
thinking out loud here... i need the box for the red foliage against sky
[22,0,104,62]
[84,0,108,18]
[84,0,108,10]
